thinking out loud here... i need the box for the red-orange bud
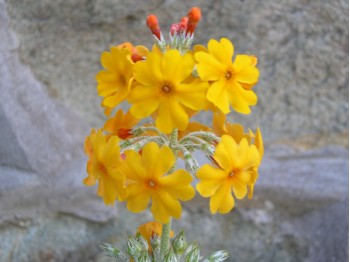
[146,14,161,40]
[187,7,201,22]
[131,53,144,63]
[178,16,188,32]
[117,128,133,139]
[186,7,201,34]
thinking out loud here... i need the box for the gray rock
[5,0,349,143]
[0,0,86,176]
[0,145,348,262]
[0,0,116,232]
[0,1,348,262]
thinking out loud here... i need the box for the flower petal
[248,183,255,199]
[161,170,195,201]
[213,135,237,171]
[101,136,120,167]
[212,111,227,136]
[233,55,254,73]
[232,178,248,199]
[228,82,257,114]
[142,143,175,178]
[163,50,194,82]
[196,164,227,180]
[151,189,182,223]
[83,170,96,186]
[207,80,230,114]
[134,51,163,86]
[209,183,234,214]
[156,98,188,133]
[176,79,208,111]
[196,165,227,197]
[101,51,118,71]
[107,168,128,200]
[195,52,225,81]
[235,66,260,84]
[254,128,264,160]
[126,184,150,212]
[97,174,118,205]
[121,150,147,181]
[196,179,223,198]
[208,38,233,66]
[129,86,160,118]
[225,123,250,143]
[94,130,106,162]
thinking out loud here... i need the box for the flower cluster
[85,7,263,260]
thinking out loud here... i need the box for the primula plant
[84,6,264,262]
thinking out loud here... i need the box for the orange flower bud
[117,128,133,139]
[131,53,144,63]
[146,14,161,40]
[170,17,188,36]
[187,7,201,22]
[186,7,201,34]
[178,16,188,32]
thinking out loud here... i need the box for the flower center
[148,180,156,187]
[99,163,108,175]
[229,169,239,178]
[119,75,126,85]
[161,84,172,94]
[225,70,233,80]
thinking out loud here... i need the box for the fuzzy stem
[160,218,172,258]
[169,128,178,146]
[180,131,220,143]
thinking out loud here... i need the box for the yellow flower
[212,112,264,161]
[120,142,195,223]
[83,129,127,205]
[96,46,134,109]
[117,42,149,63]
[196,135,261,214]
[136,222,174,251]
[212,112,264,199]
[104,109,139,140]
[128,49,208,134]
[84,129,97,185]
[195,38,259,114]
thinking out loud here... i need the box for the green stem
[160,218,172,258]
[169,128,178,147]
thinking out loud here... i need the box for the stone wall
[5,0,349,144]
[0,0,348,261]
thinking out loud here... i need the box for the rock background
[0,0,348,262]
[5,0,349,144]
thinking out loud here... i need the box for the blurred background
[0,0,348,261]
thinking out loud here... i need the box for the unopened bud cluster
[100,229,229,262]
[147,7,201,53]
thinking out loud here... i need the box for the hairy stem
[160,218,172,258]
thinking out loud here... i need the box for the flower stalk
[84,5,264,262]
[160,218,172,259]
